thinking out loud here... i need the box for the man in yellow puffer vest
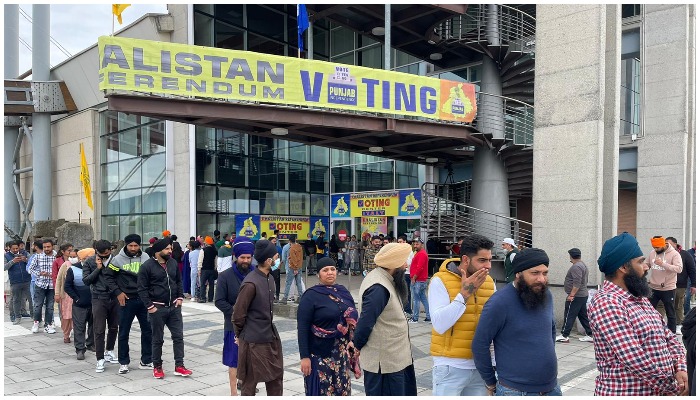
[428,234,495,396]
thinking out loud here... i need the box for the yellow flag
[80,143,94,210]
[112,4,131,25]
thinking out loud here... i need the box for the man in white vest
[351,242,416,395]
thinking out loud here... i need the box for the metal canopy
[107,94,482,165]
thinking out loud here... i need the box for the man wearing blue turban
[588,232,688,396]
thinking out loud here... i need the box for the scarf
[308,284,358,339]
[232,262,248,282]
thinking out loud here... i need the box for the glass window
[120,215,142,239]
[119,188,142,215]
[288,161,307,192]
[194,11,215,47]
[102,133,119,163]
[119,128,141,160]
[396,160,419,189]
[331,53,354,66]
[102,163,119,192]
[142,186,166,213]
[622,4,641,19]
[247,5,286,41]
[196,126,215,150]
[360,35,379,48]
[219,187,249,214]
[218,153,246,186]
[196,214,216,238]
[309,165,329,193]
[142,153,166,188]
[332,166,354,193]
[395,50,420,68]
[214,4,243,26]
[102,216,119,243]
[356,161,394,192]
[309,146,330,166]
[142,121,166,156]
[359,46,383,69]
[103,191,120,215]
[289,143,307,163]
[331,26,355,55]
[218,214,236,236]
[196,150,217,184]
[119,158,142,190]
[311,194,329,216]
[313,28,329,57]
[290,192,310,215]
[331,149,351,166]
[215,21,245,51]
[197,185,218,212]
[248,33,286,56]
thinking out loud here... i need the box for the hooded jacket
[645,246,683,291]
[104,247,151,298]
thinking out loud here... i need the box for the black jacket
[64,263,92,308]
[678,249,696,288]
[304,239,316,256]
[82,255,114,299]
[137,256,183,310]
[201,246,217,271]
[214,264,249,332]
[682,307,696,396]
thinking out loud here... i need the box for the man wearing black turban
[472,247,561,396]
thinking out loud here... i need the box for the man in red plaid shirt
[589,232,688,396]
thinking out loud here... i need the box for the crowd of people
[3,228,697,396]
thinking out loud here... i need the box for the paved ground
[4,274,600,396]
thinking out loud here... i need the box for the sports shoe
[139,361,154,369]
[190,297,196,302]
[21,313,31,318]
[96,359,106,373]
[12,318,21,325]
[174,365,193,377]
[104,350,119,364]
[578,335,594,342]
[45,324,56,334]
[119,364,129,374]
[86,345,96,352]
[31,321,40,333]
[279,298,288,305]
[153,366,165,379]
[555,335,570,343]
[676,326,682,335]
[408,319,419,324]
[10,315,16,323]
[424,318,431,323]
[76,350,85,360]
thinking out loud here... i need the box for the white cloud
[14,4,168,76]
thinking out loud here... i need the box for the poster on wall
[361,216,388,237]
[260,216,310,240]
[351,192,399,217]
[398,189,421,217]
[235,214,261,240]
[330,194,351,218]
[310,216,329,238]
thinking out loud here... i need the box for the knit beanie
[124,234,141,245]
[597,232,643,275]
[254,239,278,264]
[511,248,550,275]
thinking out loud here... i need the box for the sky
[13,3,169,75]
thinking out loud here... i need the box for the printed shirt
[588,280,687,396]
[28,252,56,289]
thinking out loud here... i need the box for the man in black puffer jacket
[137,238,192,379]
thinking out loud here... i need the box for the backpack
[289,243,303,270]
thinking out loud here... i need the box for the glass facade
[100,111,167,242]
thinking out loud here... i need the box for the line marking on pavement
[561,368,598,392]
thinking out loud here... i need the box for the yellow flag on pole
[80,143,94,210]
[112,4,131,25]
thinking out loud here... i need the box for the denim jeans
[411,281,430,321]
[10,282,30,320]
[684,286,692,318]
[33,285,55,326]
[282,269,304,300]
[118,297,153,365]
[495,382,562,396]
[190,268,198,299]
[433,365,487,396]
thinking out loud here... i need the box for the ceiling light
[270,127,288,136]
[425,157,439,163]
[371,27,385,35]
[429,53,443,61]
[368,146,383,153]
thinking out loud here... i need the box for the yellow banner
[260,216,310,240]
[350,192,399,217]
[97,36,477,123]
[79,143,93,210]
[361,217,388,237]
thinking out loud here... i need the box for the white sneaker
[104,350,119,364]
[31,321,40,333]
[45,324,56,334]
[676,326,682,335]
[139,361,154,370]
[555,335,570,343]
[119,364,129,374]
[578,335,594,342]
[96,359,106,373]
[190,297,196,302]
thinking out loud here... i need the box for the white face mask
[68,257,79,264]
[272,258,281,271]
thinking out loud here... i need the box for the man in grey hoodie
[104,233,153,374]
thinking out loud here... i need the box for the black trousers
[92,297,119,360]
[561,296,591,337]
[650,289,676,332]
[200,270,216,302]
[403,274,412,314]
[241,376,283,396]
[149,305,185,368]
[271,269,281,299]
[118,297,152,365]
[72,305,94,352]
[363,364,417,396]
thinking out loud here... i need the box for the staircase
[420,181,533,249]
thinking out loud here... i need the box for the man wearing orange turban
[645,236,683,333]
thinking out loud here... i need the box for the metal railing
[420,181,533,249]
[474,92,535,145]
[433,180,472,206]
[434,4,536,53]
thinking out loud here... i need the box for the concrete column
[470,147,510,242]
[479,56,505,139]
[32,4,52,223]
[4,4,20,239]
[532,5,621,322]
[384,4,391,70]
[485,4,501,46]
[637,5,694,247]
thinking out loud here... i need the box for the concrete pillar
[4,4,20,239]
[485,4,501,46]
[470,147,510,242]
[637,5,694,247]
[532,5,621,322]
[384,4,391,70]
[479,56,505,139]
[32,4,52,223]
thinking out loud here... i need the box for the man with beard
[588,232,688,395]
[137,238,192,379]
[232,239,284,396]
[104,234,153,374]
[472,247,560,396]
[362,236,382,276]
[428,234,494,395]
[215,236,256,395]
[644,236,683,333]
[555,248,594,343]
[352,242,417,396]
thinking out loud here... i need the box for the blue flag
[297,4,309,53]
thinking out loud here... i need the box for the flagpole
[112,13,114,36]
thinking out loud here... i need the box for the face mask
[68,257,79,264]
[272,258,281,271]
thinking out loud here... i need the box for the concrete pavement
[4,276,599,396]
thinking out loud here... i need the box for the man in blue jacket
[64,248,95,360]
[472,248,560,396]
[4,241,31,324]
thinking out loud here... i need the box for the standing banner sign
[260,216,310,240]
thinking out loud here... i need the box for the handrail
[474,91,535,144]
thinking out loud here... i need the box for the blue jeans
[411,281,430,321]
[33,285,54,326]
[433,365,487,396]
[190,268,198,298]
[118,297,152,365]
[684,286,692,317]
[495,382,562,396]
[282,269,304,300]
